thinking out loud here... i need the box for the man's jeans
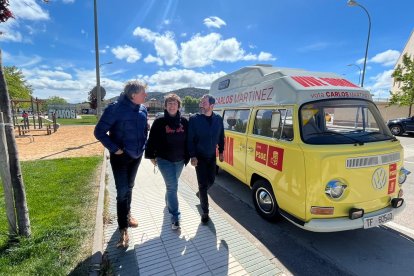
[195,156,216,215]
[110,153,142,229]
[157,157,184,223]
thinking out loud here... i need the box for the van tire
[252,179,281,221]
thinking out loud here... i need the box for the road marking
[385,222,414,236]
[404,161,414,164]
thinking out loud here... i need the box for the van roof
[210,65,372,108]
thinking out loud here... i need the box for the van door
[246,108,307,220]
[221,109,250,183]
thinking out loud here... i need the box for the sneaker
[128,214,138,228]
[171,221,181,230]
[196,191,200,198]
[201,213,209,224]
[116,228,129,248]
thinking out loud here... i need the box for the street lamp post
[347,63,362,86]
[100,61,113,68]
[93,0,102,118]
[347,0,371,87]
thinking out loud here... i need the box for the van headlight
[398,167,411,185]
[325,180,347,200]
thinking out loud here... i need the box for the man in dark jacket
[94,80,148,248]
[188,94,224,223]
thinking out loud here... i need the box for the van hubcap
[256,188,274,213]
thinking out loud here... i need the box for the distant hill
[106,87,208,104]
[146,87,208,102]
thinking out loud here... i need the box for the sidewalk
[103,156,284,276]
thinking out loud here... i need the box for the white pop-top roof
[210,65,372,108]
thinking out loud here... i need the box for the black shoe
[171,221,181,230]
[196,191,200,198]
[201,213,209,224]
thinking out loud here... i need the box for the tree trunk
[0,50,31,237]
[0,112,17,236]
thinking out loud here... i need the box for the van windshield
[300,99,394,145]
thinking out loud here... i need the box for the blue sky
[1,0,413,103]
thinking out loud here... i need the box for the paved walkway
[103,157,283,276]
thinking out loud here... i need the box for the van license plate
[363,212,393,229]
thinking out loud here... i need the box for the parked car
[387,116,414,135]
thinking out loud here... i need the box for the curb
[89,149,108,275]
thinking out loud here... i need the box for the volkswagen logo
[372,167,387,190]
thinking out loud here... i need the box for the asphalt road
[179,135,414,276]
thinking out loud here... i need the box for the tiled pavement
[103,157,283,276]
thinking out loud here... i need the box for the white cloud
[257,52,276,61]
[133,28,179,66]
[0,23,23,42]
[10,0,49,21]
[0,0,49,42]
[2,52,42,67]
[211,38,244,62]
[181,33,222,67]
[133,27,157,41]
[142,68,227,92]
[181,33,274,67]
[370,69,393,91]
[153,32,179,66]
[144,55,164,66]
[203,16,226,29]
[134,27,275,68]
[23,68,72,80]
[111,45,141,63]
[242,51,276,61]
[370,50,400,66]
[22,66,124,103]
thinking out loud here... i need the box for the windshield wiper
[306,130,364,145]
[357,131,396,141]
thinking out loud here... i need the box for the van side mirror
[270,111,281,132]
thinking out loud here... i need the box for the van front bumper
[287,201,406,232]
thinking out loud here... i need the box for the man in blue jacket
[94,80,148,248]
[188,94,224,223]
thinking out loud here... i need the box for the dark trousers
[195,156,217,214]
[110,153,142,229]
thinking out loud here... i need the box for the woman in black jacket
[145,93,189,230]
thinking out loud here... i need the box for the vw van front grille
[346,152,400,168]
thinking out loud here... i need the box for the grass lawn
[56,115,98,125]
[0,156,102,275]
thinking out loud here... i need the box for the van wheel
[252,179,281,221]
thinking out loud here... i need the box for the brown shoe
[116,228,129,248]
[128,214,139,228]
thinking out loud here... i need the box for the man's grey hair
[201,94,215,105]
[123,80,147,99]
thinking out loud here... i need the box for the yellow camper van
[211,65,409,232]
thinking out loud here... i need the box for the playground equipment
[11,97,59,136]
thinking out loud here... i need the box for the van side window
[223,109,250,133]
[253,108,294,141]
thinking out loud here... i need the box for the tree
[182,95,200,114]
[43,96,68,111]
[4,66,33,110]
[390,53,414,116]
[88,90,97,110]
[4,66,32,100]
[0,0,14,22]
